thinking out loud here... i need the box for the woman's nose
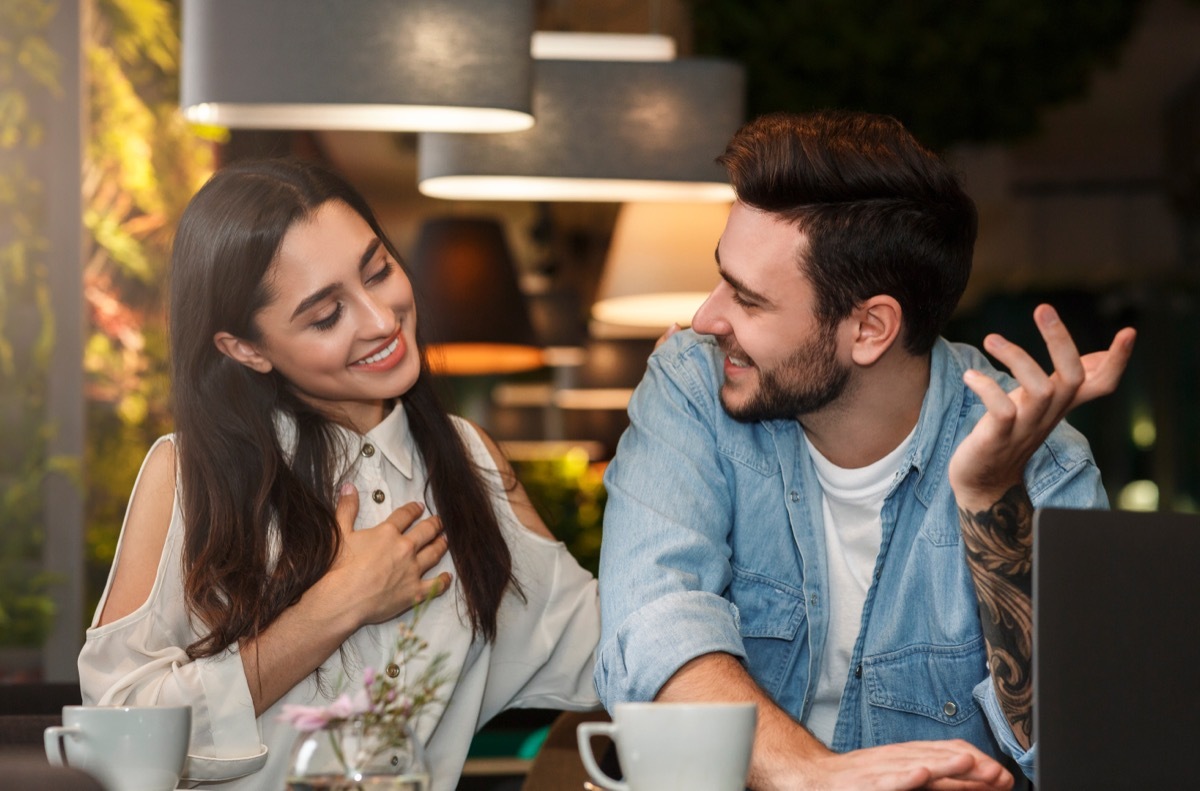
[361,291,394,335]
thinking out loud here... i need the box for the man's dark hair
[717,110,977,355]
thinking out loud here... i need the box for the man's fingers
[980,333,1061,419]
[1072,326,1137,407]
[1033,304,1085,392]
[335,483,359,536]
[963,370,1017,431]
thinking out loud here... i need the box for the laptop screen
[1033,507,1200,790]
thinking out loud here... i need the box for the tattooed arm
[948,304,1134,748]
[958,485,1035,748]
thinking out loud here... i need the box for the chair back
[521,709,613,791]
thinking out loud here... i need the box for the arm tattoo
[958,484,1034,749]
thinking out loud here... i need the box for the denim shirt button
[789,490,800,502]
[854,664,862,679]
[808,593,819,606]
[943,701,958,717]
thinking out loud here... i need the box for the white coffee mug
[577,702,756,791]
[45,705,191,791]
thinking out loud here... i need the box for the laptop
[1033,507,1200,790]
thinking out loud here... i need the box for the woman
[79,159,600,790]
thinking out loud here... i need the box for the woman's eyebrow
[289,238,383,321]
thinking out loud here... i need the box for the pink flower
[328,690,372,719]
[278,704,333,732]
[363,667,376,687]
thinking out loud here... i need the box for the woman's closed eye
[366,258,394,285]
[312,302,344,331]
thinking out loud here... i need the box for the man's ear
[849,295,903,366]
[213,331,273,374]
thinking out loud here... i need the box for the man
[595,111,1135,790]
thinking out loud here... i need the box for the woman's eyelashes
[312,302,344,331]
[309,259,394,332]
[367,258,394,284]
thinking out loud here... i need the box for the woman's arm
[98,440,452,716]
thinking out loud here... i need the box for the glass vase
[286,718,429,791]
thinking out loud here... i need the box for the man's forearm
[957,484,1034,750]
[656,652,829,790]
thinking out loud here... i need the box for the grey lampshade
[408,217,543,376]
[180,0,535,132]
[417,57,745,201]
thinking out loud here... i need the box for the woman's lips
[351,330,405,371]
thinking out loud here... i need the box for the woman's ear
[849,295,903,367]
[213,332,273,374]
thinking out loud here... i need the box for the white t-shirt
[803,427,915,745]
[79,406,600,790]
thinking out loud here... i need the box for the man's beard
[720,323,851,423]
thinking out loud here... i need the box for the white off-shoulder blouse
[79,407,601,790]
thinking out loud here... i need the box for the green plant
[83,0,217,606]
[692,0,1146,149]
[512,451,608,576]
[0,0,65,648]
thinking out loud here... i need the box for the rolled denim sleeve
[595,333,748,707]
[975,440,1108,778]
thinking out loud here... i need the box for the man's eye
[312,303,343,331]
[731,292,755,309]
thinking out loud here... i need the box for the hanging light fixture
[408,218,544,375]
[591,201,730,335]
[417,35,744,202]
[180,0,535,133]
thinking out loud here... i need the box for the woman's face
[219,200,421,432]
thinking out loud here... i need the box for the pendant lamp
[591,201,731,335]
[180,0,535,133]
[417,53,744,201]
[408,217,543,376]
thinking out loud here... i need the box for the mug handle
[44,725,81,767]
[576,721,628,791]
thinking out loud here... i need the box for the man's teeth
[357,337,398,365]
[729,355,750,368]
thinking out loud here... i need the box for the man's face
[691,202,851,423]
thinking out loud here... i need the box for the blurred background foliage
[0,0,66,647]
[512,452,608,576]
[693,0,1149,149]
[81,0,217,606]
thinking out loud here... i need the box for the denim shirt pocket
[863,638,992,745]
[729,565,807,699]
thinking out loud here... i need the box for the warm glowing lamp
[591,201,731,335]
[408,218,543,375]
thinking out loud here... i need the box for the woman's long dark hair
[169,158,516,659]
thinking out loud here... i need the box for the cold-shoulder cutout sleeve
[79,436,269,783]
[461,418,557,542]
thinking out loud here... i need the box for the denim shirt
[595,330,1107,780]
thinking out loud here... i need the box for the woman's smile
[351,329,406,370]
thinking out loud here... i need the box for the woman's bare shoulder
[96,438,179,626]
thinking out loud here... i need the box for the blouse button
[372,489,386,504]
[361,443,376,458]
[943,701,958,717]
[385,663,401,678]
